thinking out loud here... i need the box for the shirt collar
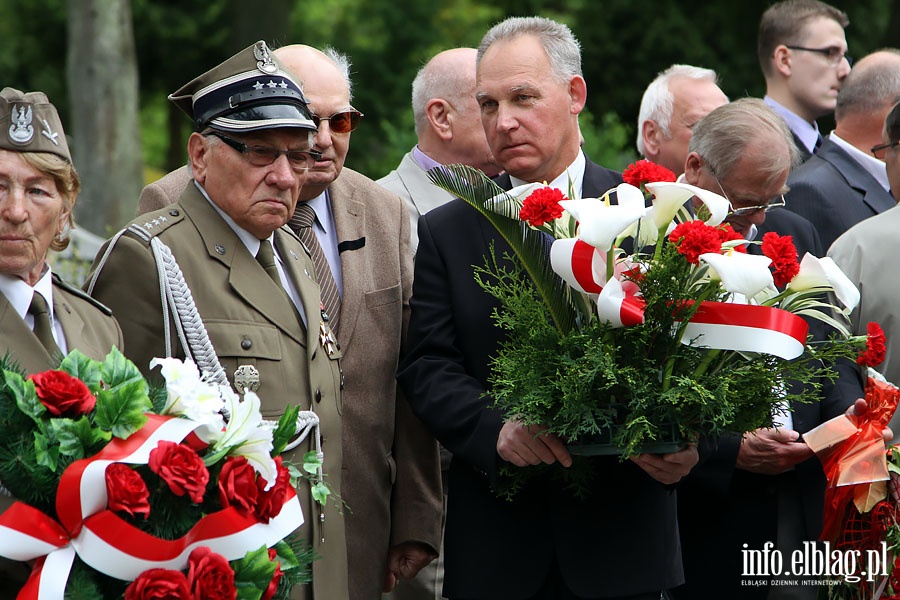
[509,150,586,198]
[195,180,271,256]
[304,190,334,236]
[0,268,55,321]
[828,132,890,192]
[412,145,443,172]
[764,95,820,155]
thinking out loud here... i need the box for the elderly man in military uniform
[85,42,348,600]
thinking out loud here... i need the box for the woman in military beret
[0,87,123,375]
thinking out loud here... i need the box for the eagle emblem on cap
[253,41,278,74]
[8,104,34,145]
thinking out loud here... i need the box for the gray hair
[835,49,900,121]
[636,64,720,156]
[323,46,354,101]
[689,98,799,184]
[412,53,476,136]
[477,16,581,84]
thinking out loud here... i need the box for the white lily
[484,182,546,215]
[560,184,648,251]
[787,253,860,311]
[700,251,775,299]
[149,357,226,433]
[645,181,730,227]
[212,387,278,489]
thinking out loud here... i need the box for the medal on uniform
[233,364,261,393]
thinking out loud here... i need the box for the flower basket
[427,162,865,496]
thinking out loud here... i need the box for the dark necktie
[29,292,61,357]
[256,239,282,287]
[289,203,341,334]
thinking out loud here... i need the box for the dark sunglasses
[312,109,363,133]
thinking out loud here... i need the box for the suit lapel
[821,142,896,215]
[180,187,306,345]
[0,293,54,372]
[399,153,454,217]
[329,177,366,346]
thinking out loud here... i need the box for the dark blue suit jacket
[785,138,895,251]
[398,160,686,598]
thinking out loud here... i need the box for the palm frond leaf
[427,164,584,333]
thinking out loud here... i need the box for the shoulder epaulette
[52,273,114,316]
[127,206,186,242]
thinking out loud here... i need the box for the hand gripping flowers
[0,349,324,599]
[427,161,864,491]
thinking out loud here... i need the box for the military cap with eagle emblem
[169,40,316,134]
[0,87,71,163]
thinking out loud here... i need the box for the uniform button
[314,389,322,403]
[169,208,179,216]
[241,338,252,350]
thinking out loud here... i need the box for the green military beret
[0,88,71,163]
[169,40,316,134]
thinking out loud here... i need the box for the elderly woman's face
[0,150,69,285]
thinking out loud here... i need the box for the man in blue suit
[784,50,900,251]
[398,16,697,600]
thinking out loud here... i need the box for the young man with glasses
[758,0,851,163]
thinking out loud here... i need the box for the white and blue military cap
[169,40,316,134]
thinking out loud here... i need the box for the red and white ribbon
[0,414,303,599]
[550,238,809,359]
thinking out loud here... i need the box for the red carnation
[261,548,284,600]
[106,463,151,519]
[148,441,209,504]
[27,370,96,417]
[125,568,190,600]
[858,322,887,367]
[761,232,800,287]
[668,220,723,264]
[716,224,747,254]
[218,456,259,515]
[187,546,236,600]
[519,187,566,227]
[255,456,292,522]
[622,159,677,189]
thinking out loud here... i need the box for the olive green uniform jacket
[86,183,348,600]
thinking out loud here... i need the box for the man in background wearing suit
[86,42,349,599]
[378,47,500,253]
[131,43,442,600]
[758,0,851,163]
[398,16,697,600]
[784,49,900,251]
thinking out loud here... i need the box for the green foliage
[271,404,300,457]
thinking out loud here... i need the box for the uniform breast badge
[233,364,260,393]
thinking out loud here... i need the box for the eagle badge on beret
[8,104,34,145]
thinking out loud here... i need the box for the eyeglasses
[311,109,363,134]
[785,45,853,67]
[708,164,786,217]
[871,140,900,160]
[205,132,322,171]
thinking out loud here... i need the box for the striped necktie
[289,203,341,334]
[29,292,61,357]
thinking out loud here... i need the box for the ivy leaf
[56,416,106,459]
[34,430,59,472]
[6,371,45,422]
[101,348,148,394]
[60,350,101,392]
[94,380,150,439]
[232,545,276,600]
[302,451,321,475]
[311,481,330,506]
[271,404,300,456]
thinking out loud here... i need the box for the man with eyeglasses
[673,98,860,600]
[758,0,851,163]
[781,50,900,251]
[830,101,900,441]
[86,41,350,600]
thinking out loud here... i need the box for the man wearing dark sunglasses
[782,50,900,251]
[272,44,442,600]
[758,0,851,163]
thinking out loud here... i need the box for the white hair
[323,46,354,101]
[477,16,581,84]
[636,64,719,156]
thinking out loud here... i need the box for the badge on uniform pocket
[234,364,260,393]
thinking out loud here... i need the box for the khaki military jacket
[86,183,348,600]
